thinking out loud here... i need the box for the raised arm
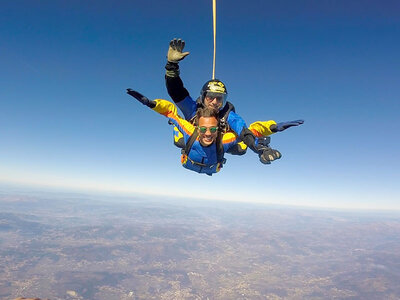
[165,38,190,103]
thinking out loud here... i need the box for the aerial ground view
[1,190,400,300]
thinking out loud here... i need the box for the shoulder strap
[219,102,235,133]
[216,131,225,164]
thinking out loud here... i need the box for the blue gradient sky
[1,1,399,209]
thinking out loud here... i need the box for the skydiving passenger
[164,38,304,163]
[126,89,281,175]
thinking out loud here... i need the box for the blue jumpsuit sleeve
[227,111,247,136]
[165,73,197,121]
[175,95,197,121]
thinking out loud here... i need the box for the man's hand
[167,38,190,63]
[253,137,281,164]
[126,89,156,108]
[259,148,282,164]
[271,120,304,132]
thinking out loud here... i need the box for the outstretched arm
[126,89,156,108]
[126,89,195,137]
[270,120,304,132]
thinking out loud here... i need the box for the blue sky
[1,0,399,209]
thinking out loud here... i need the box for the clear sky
[1,0,399,210]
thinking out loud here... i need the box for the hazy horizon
[1,181,399,213]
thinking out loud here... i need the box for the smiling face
[197,116,219,147]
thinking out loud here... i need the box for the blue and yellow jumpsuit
[153,99,238,175]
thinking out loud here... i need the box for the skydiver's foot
[259,148,282,164]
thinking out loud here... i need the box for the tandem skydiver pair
[127,38,304,175]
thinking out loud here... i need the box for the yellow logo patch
[173,126,183,142]
[208,81,226,93]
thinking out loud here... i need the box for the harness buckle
[220,118,227,133]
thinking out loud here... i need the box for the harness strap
[183,153,225,169]
[182,129,199,157]
[219,101,235,133]
[216,131,225,165]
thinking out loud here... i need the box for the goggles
[198,126,218,134]
[204,92,227,103]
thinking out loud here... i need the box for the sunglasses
[198,126,218,134]
[205,92,226,102]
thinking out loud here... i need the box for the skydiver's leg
[227,121,276,156]
[226,142,247,155]
[249,121,281,164]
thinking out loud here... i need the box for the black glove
[271,120,304,132]
[126,89,156,108]
[259,148,282,164]
[253,136,281,164]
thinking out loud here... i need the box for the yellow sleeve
[152,99,195,136]
[152,99,178,117]
[248,120,277,137]
[222,132,237,144]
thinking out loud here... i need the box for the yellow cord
[212,0,217,79]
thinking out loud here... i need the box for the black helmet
[200,79,228,109]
